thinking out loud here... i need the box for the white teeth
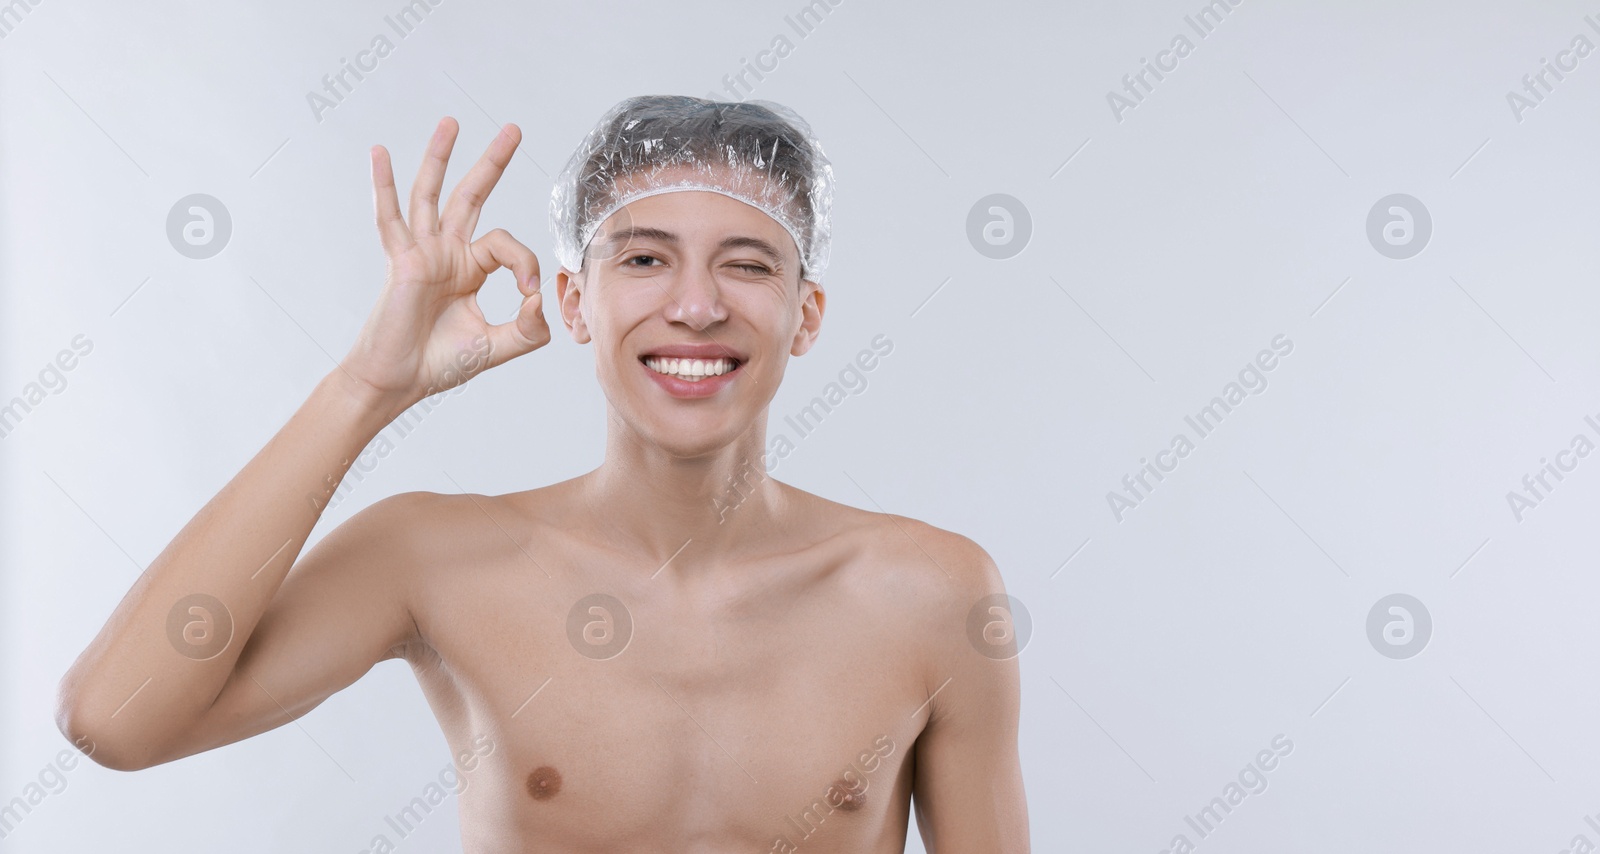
[644,356,737,382]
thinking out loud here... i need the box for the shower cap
[549,94,835,283]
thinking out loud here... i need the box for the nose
[662,262,728,330]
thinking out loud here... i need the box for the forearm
[56,369,399,768]
[57,115,548,770]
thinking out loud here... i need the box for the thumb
[483,288,551,368]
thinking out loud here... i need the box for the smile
[641,356,739,382]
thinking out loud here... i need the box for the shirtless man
[55,96,1029,852]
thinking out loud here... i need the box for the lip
[639,342,746,361]
[639,354,743,399]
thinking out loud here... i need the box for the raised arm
[54,117,550,770]
[911,534,1031,853]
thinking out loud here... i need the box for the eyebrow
[596,226,787,267]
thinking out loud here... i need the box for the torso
[398,479,945,853]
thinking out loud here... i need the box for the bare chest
[407,553,930,852]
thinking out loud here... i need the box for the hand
[339,117,551,415]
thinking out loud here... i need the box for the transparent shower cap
[549,94,835,283]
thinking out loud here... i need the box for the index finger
[370,145,412,254]
[439,123,521,241]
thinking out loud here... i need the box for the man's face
[556,189,825,458]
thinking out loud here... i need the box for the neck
[581,409,784,572]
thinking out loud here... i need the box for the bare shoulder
[875,513,1004,595]
[342,484,559,556]
[803,490,1004,597]
[302,491,449,577]
[314,488,557,664]
[308,488,537,619]
[790,492,1019,724]
[788,486,1009,636]
[304,491,485,598]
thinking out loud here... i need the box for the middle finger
[409,116,460,234]
[440,123,522,241]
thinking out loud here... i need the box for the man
[55,95,1030,852]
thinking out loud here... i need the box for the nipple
[830,777,866,812]
[526,765,563,801]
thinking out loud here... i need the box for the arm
[54,117,551,770]
[911,536,1030,853]
[54,373,408,772]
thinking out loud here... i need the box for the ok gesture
[341,117,551,416]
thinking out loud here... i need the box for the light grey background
[4,0,1598,851]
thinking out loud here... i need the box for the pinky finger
[371,145,412,254]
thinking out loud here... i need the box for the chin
[636,412,750,459]
[598,363,773,457]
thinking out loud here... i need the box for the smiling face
[555,188,826,458]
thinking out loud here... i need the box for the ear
[556,266,592,344]
[789,280,825,356]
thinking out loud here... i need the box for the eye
[733,263,773,275]
[623,254,662,268]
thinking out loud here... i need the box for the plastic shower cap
[549,94,835,283]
